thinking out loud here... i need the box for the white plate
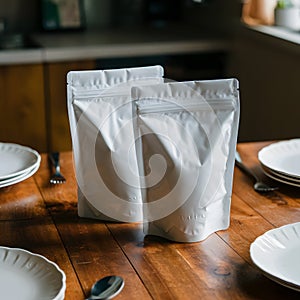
[262,164,300,183]
[0,143,40,180]
[250,222,300,291]
[261,165,300,188]
[0,246,66,300]
[0,161,40,188]
[258,139,300,178]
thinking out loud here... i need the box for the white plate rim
[0,161,40,188]
[262,167,300,187]
[261,163,300,182]
[255,266,300,292]
[0,143,41,180]
[250,222,300,290]
[258,139,300,178]
[0,246,66,300]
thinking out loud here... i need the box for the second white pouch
[132,79,240,242]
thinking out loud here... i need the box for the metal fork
[49,152,66,184]
[235,151,278,193]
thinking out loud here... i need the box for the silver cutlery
[85,275,124,300]
[49,152,66,184]
[235,151,278,193]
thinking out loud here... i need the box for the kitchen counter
[0,27,230,65]
[240,24,300,55]
[2,24,300,66]
[0,48,43,64]
[246,24,300,45]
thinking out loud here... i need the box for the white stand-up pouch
[67,66,164,222]
[132,79,240,242]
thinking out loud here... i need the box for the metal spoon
[86,275,124,300]
[235,151,278,193]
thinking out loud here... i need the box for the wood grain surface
[0,141,299,299]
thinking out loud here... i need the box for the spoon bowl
[86,275,124,300]
[253,181,278,193]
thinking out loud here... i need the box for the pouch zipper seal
[136,99,236,115]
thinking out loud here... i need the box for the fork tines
[50,174,66,184]
[49,152,66,184]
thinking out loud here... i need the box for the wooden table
[0,141,300,299]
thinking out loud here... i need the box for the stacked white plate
[258,139,300,187]
[250,222,300,292]
[0,246,66,300]
[0,143,41,188]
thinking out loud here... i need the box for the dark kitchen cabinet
[0,63,47,151]
[44,60,96,152]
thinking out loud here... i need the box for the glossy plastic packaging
[67,65,164,222]
[132,79,240,242]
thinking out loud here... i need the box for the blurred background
[0,0,240,34]
[0,0,299,152]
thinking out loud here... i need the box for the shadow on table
[236,262,300,299]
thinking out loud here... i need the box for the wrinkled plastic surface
[132,79,240,242]
[67,67,240,242]
[67,65,164,222]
